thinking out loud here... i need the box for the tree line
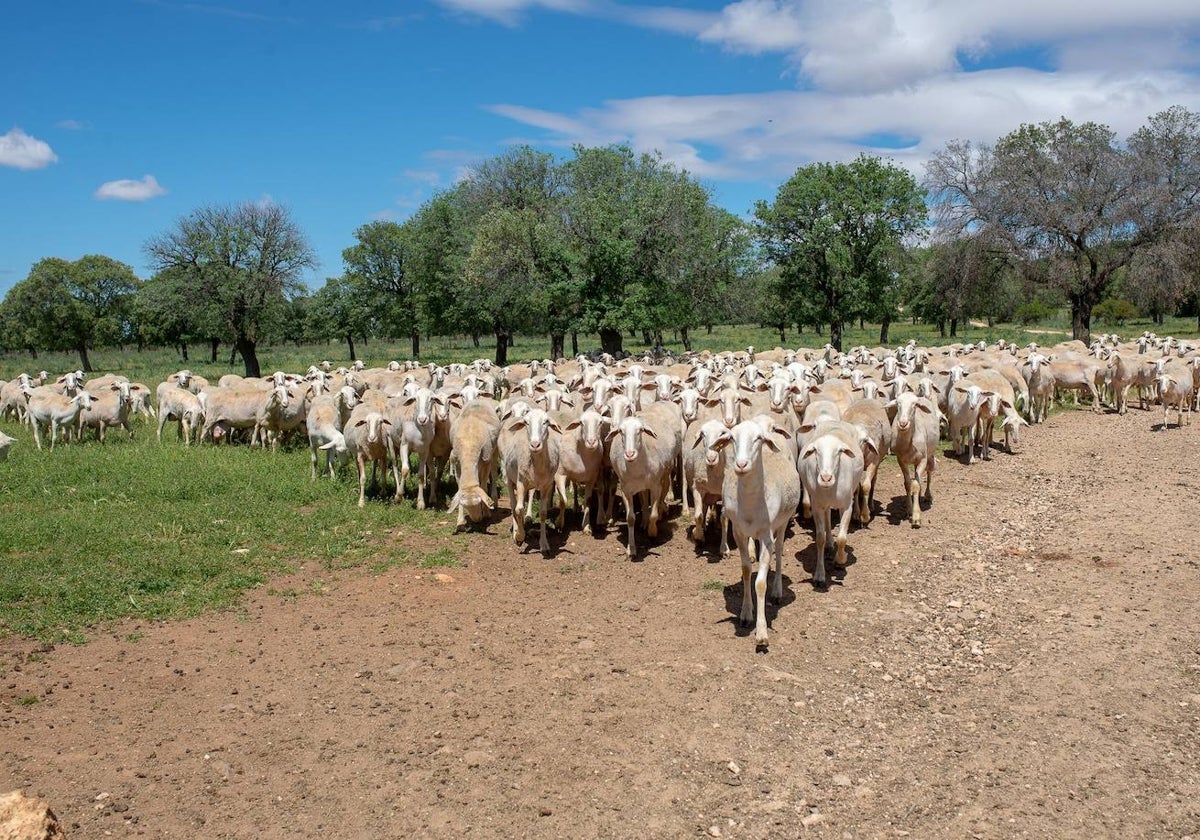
[3,108,1199,376]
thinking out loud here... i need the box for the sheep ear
[711,432,733,450]
[642,426,660,439]
[738,397,752,406]
[771,424,792,439]
[380,418,392,426]
[319,440,338,450]
[548,421,563,434]
[801,445,817,459]
[798,423,816,434]
[862,439,879,457]
[640,382,658,391]
[564,419,582,431]
[762,436,780,453]
[508,418,527,431]
[1001,398,1013,410]
[354,419,367,427]
[916,402,933,414]
[884,400,897,410]
[605,428,621,442]
[953,386,968,394]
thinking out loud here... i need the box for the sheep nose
[417,414,429,425]
[898,420,910,430]
[706,453,718,466]
[724,419,735,428]
[529,439,542,451]
[624,449,638,461]
[818,472,834,486]
[735,459,749,472]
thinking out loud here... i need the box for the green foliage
[144,202,316,376]
[0,255,140,367]
[755,154,927,349]
[1014,300,1055,325]
[1092,297,1139,325]
[340,220,414,341]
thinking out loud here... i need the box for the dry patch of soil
[3,409,1199,839]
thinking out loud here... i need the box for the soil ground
[3,406,1199,839]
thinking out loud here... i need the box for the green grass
[701,579,725,591]
[0,416,453,642]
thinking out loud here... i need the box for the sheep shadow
[793,540,857,590]
[720,574,798,637]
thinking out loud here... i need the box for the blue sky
[3,0,1200,296]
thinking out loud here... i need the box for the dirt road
[3,407,1199,839]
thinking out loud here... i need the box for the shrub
[1093,297,1139,326]
[1014,300,1054,325]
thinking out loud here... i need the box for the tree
[403,188,475,349]
[925,109,1200,343]
[145,202,316,377]
[307,274,378,360]
[341,221,417,356]
[462,207,550,365]
[0,255,140,370]
[562,145,712,355]
[755,155,926,351]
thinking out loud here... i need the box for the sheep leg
[647,486,661,538]
[690,481,705,544]
[753,536,772,645]
[770,524,786,602]
[416,453,428,510]
[537,487,551,555]
[834,508,851,568]
[737,532,753,625]
[580,482,593,536]
[356,455,368,508]
[31,419,42,451]
[512,481,528,547]
[554,473,569,530]
[719,511,730,559]
[812,509,829,587]
[622,491,637,559]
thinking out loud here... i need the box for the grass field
[1,315,1195,643]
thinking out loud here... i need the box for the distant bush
[1014,300,1054,325]
[1093,297,1139,326]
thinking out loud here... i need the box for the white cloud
[0,128,59,170]
[94,174,168,201]
[490,67,1200,182]
[434,0,591,25]
[55,119,89,131]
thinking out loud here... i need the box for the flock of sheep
[1,331,1196,646]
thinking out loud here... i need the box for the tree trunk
[859,317,864,330]
[1070,294,1093,344]
[628,328,637,339]
[229,344,239,367]
[570,331,579,357]
[653,330,664,350]
[829,321,843,353]
[937,319,946,337]
[599,328,623,356]
[27,346,38,359]
[345,333,357,361]
[705,324,713,335]
[507,334,514,348]
[797,322,804,335]
[951,318,960,337]
[179,343,189,362]
[879,318,890,346]
[472,334,480,348]
[815,323,824,336]
[77,344,93,373]
[494,330,510,366]
[550,331,565,361]
[237,337,261,378]
[680,326,692,352]
[641,329,652,345]
[411,330,420,360]
[210,338,220,363]
[777,324,786,345]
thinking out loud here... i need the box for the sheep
[841,399,893,525]
[156,387,205,445]
[711,418,800,646]
[1023,353,1054,423]
[553,408,608,535]
[799,420,868,586]
[683,419,730,555]
[606,406,682,560]
[965,370,1021,458]
[79,381,134,442]
[26,389,95,450]
[947,383,992,464]
[343,406,395,508]
[252,385,295,451]
[1049,355,1105,412]
[448,402,503,528]
[0,430,15,461]
[199,386,275,444]
[391,387,445,509]
[499,407,563,555]
[1156,366,1194,429]
[889,392,939,528]
[306,386,360,479]
[0,375,33,421]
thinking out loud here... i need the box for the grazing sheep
[343,406,395,508]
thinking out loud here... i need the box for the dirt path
[3,408,1199,839]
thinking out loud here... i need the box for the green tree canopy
[755,154,926,351]
[144,202,316,377]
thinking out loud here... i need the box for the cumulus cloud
[490,67,1200,180]
[94,174,168,201]
[0,128,59,170]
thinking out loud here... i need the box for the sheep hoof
[754,629,769,646]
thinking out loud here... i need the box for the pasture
[1,330,1199,839]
